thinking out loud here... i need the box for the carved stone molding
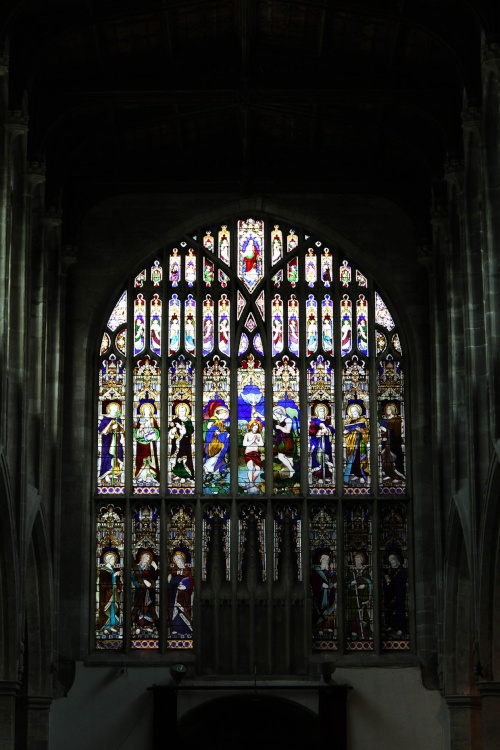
[62,245,78,271]
[416,242,432,269]
[0,53,9,77]
[462,106,483,141]
[23,696,52,710]
[482,42,500,82]
[43,206,62,232]
[6,110,29,140]
[444,159,465,193]
[25,162,46,195]
[430,207,448,226]
[445,694,481,708]
[0,680,21,697]
[478,681,500,698]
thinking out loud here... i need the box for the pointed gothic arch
[92,211,411,666]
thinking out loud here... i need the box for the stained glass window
[133,357,161,493]
[131,505,160,648]
[238,354,265,495]
[166,505,195,648]
[310,505,337,650]
[203,357,230,494]
[96,505,124,649]
[95,214,409,655]
[380,503,409,650]
[98,357,126,493]
[345,504,374,650]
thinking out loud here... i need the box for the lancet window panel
[94,214,410,655]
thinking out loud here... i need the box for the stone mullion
[371,498,380,653]
[367,281,380,652]
[123,278,134,653]
[193,492,203,664]
[193,249,203,653]
[194,248,203,497]
[367,283,378,498]
[125,282,134,499]
[333,245,346,651]
[264,232,274,674]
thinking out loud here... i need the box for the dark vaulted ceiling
[1,0,498,237]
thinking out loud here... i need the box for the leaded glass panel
[95,214,410,656]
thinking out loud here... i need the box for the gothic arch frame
[90,202,414,667]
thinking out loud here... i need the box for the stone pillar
[478,681,500,749]
[481,43,500,440]
[24,696,52,750]
[446,695,481,750]
[0,681,20,750]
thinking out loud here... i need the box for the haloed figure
[134,403,160,484]
[345,552,373,639]
[97,551,122,634]
[273,405,295,477]
[131,550,159,635]
[309,403,334,482]
[243,419,264,490]
[168,550,194,638]
[383,551,408,636]
[98,402,124,485]
[203,403,230,477]
[343,403,369,485]
[379,402,405,481]
[169,402,194,480]
[311,550,337,637]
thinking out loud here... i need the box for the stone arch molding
[177,692,318,750]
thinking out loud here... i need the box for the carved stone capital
[63,245,78,271]
[43,206,63,232]
[416,242,432,269]
[24,696,52,710]
[25,162,46,195]
[482,42,500,82]
[0,680,22,697]
[430,208,450,251]
[430,207,448,226]
[461,107,483,140]
[477,680,500,698]
[445,694,481,708]
[6,110,29,140]
[444,159,464,193]
[0,53,9,77]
